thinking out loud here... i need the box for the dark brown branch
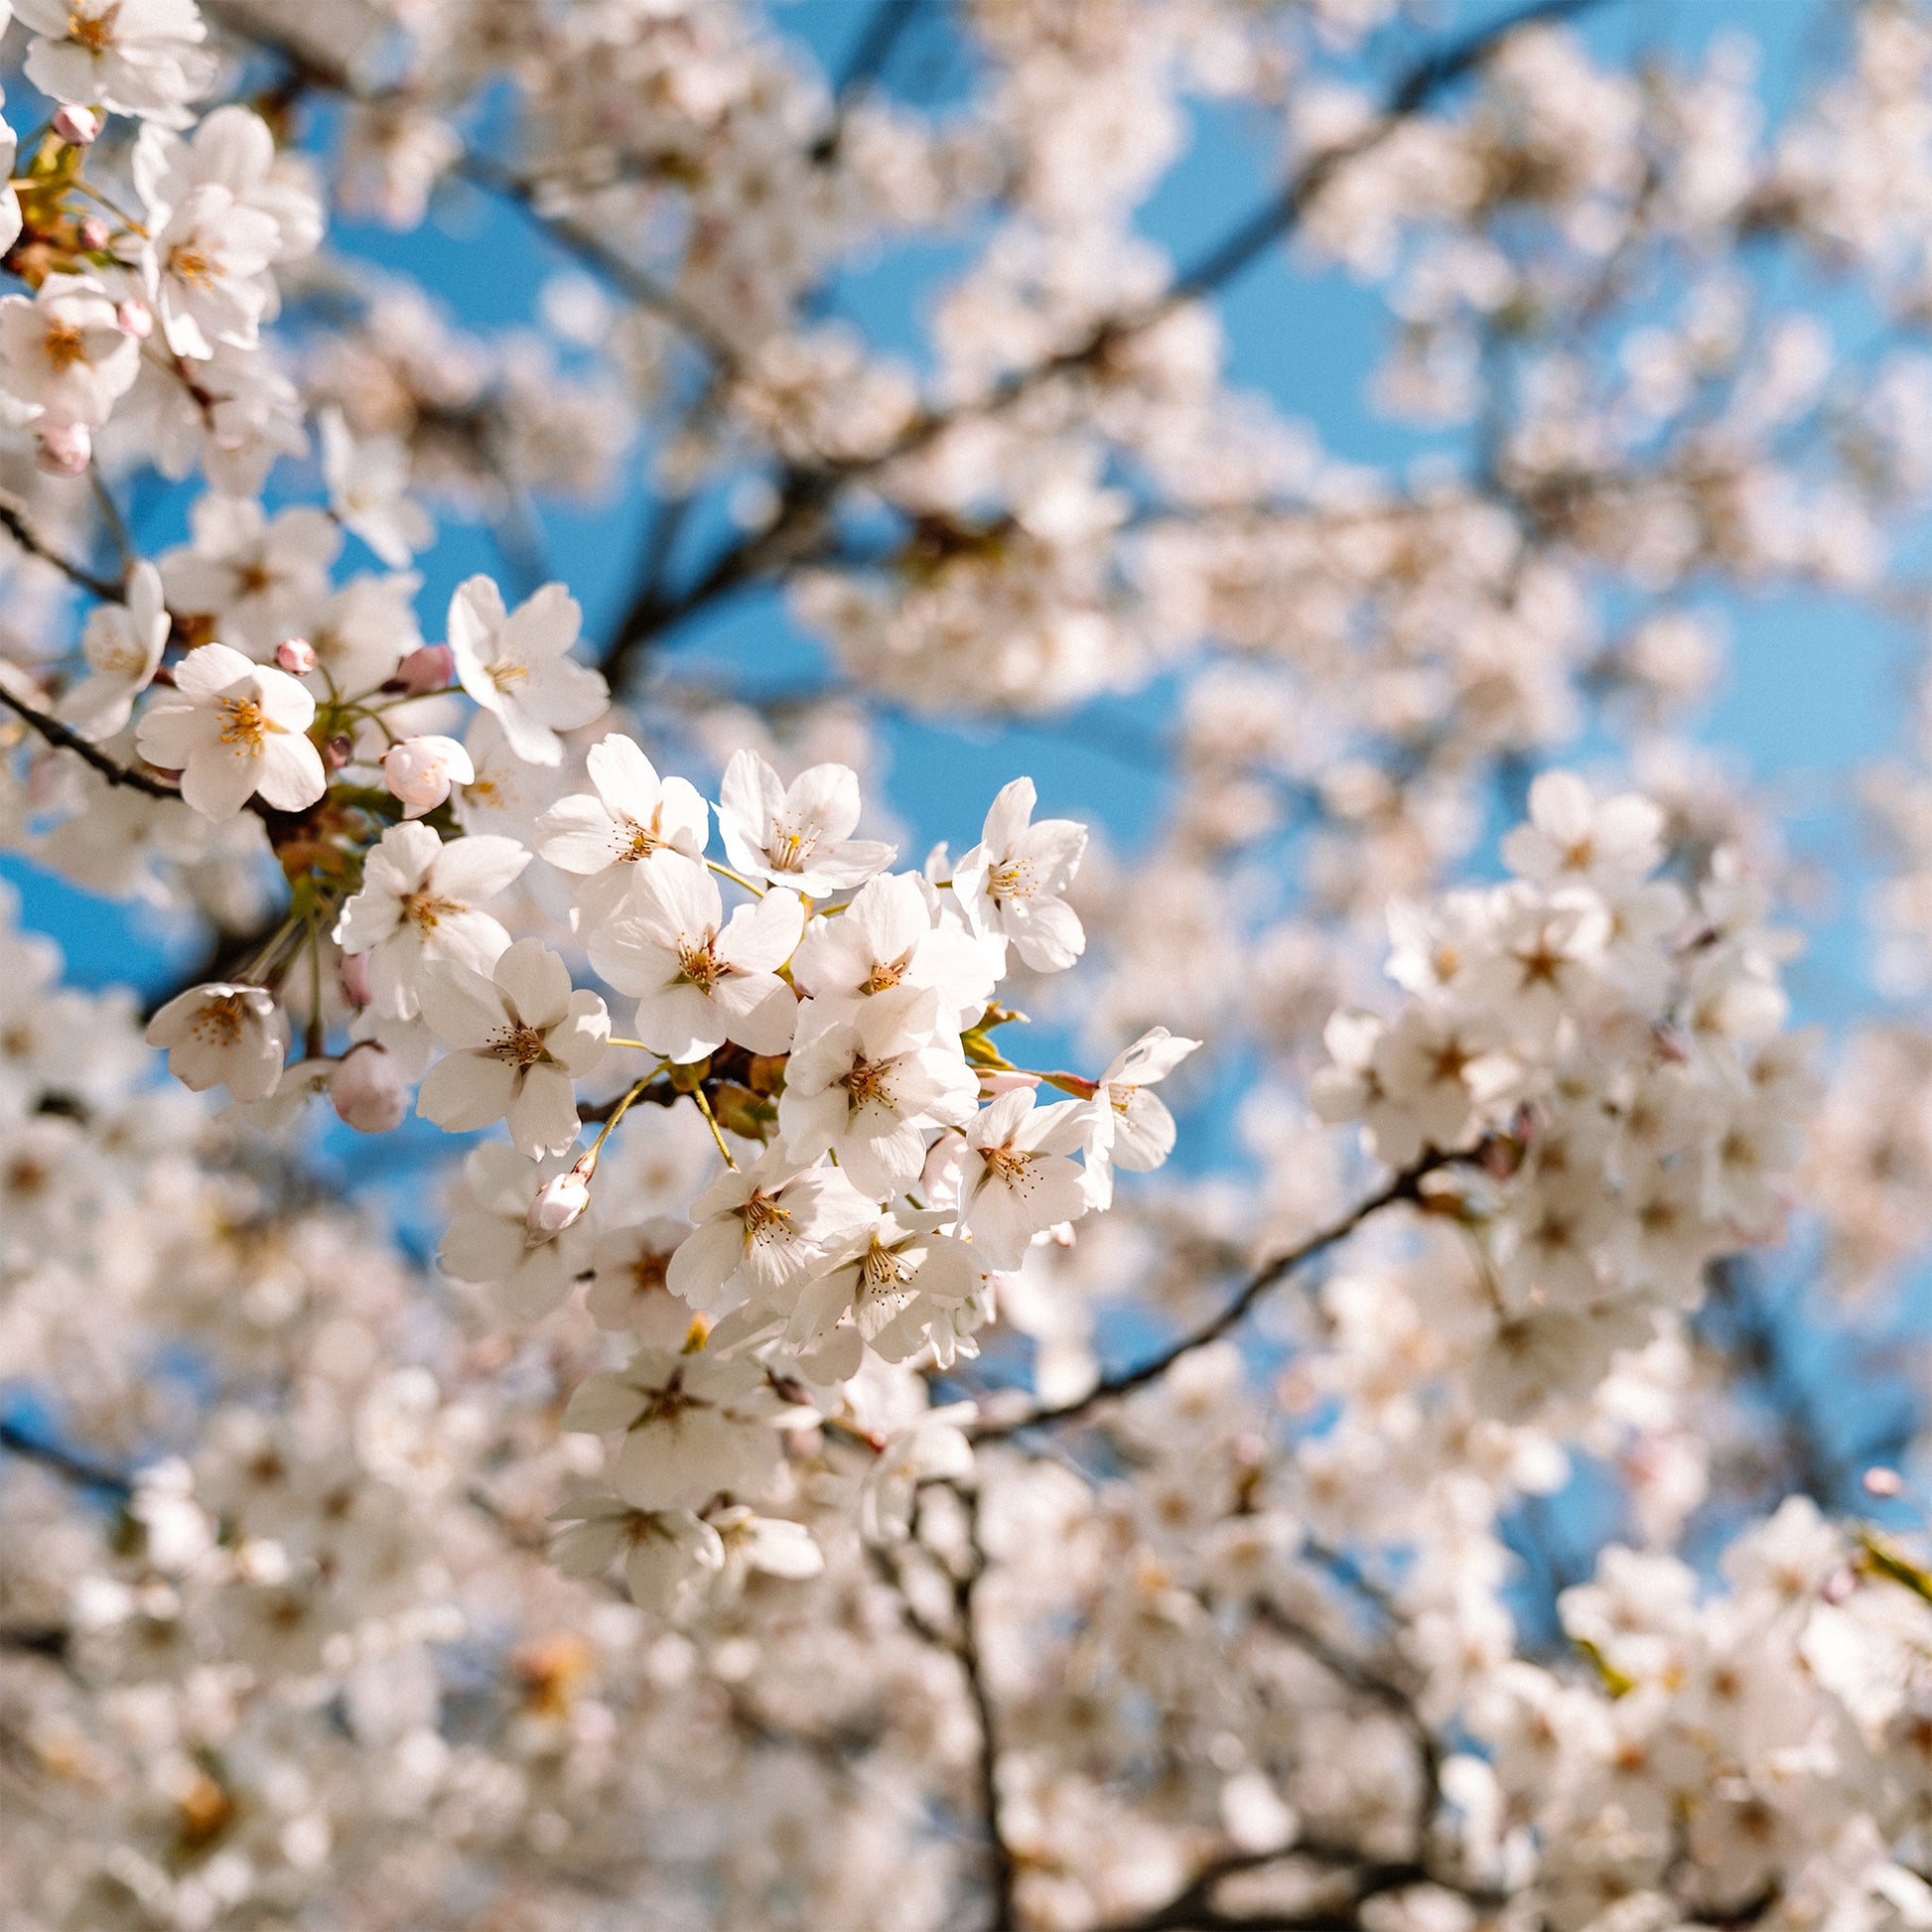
[954,1484,1020,1932]
[971,1153,1453,1442]
[0,499,123,601]
[450,154,743,371]
[0,683,179,798]
[0,1421,134,1498]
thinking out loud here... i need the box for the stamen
[488,1024,548,1067]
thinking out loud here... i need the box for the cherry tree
[6,2,1932,1930]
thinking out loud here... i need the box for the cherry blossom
[955,1083,1095,1269]
[0,275,140,428]
[447,575,609,765]
[716,749,897,894]
[951,775,1089,971]
[57,561,170,740]
[534,733,710,925]
[333,821,528,1019]
[133,641,327,818]
[144,979,286,1099]
[417,938,610,1157]
[778,986,980,1197]
[587,861,804,1062]
[667,1146,874,1314]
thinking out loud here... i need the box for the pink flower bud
[1822,1566,1858,1604]
[324,734,354,769]
[53,105,100,146]
[978,1069,1041,1097]
[383,735,475,818]
[527,1164,593,1240]
[391,642,455,696]
[332,1044,406,1134]
[117,299,153,340]
[276,638,318,676]
[340,952,373,1007]
[36,421,91,477]
[75,213,109,252]
[1863,1465,1905,1498]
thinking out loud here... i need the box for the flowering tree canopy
[11,1,1932,1928]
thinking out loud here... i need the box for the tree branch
[598,0,1620,677]
[0,683,180,798]
[971,1153,1453,1442]
[954,1483,1020,1932]
[0,1420,134,1498]
[0,498,123,601]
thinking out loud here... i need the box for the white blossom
[447,575,609,766]
[417,938,608,1156]
[716,749,896,894]
[952,776,1088,971]
[134,641,327,818]
[588,862,804,1063]
[334,821,528,1019]
[145,979,285,1099]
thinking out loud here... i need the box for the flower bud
[76,213,109,252]
[340,952,372,1007]
[36,421,91,477]
[1822,1566,1858,1604]
[383,734,474,818]
[978,1069,1041,1097]
[276,638,318,676]
[527,1163,593,1241]
[53,105,101,146]
[332,1043,406,1134]
[324,733,354,769]
[1863,1465,1905,1498]
[117,299,153,340]
[391,642,455,696]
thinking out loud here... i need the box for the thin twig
[954,1485,1020,1932]
[0,683,179,797]
[971,1153,1453,1442]
[0,498,123,601]
[0,1421,134,1498]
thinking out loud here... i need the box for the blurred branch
[0,496,123,600]
[971,1153,1453,1443]
[600,0,1620,680]
[0,1420,135,1498]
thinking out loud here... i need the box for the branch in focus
[972,1152,1454,1442]
[0,682,179,798]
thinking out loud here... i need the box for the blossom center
[983,1145,1035,1186]
[42,321,89,371]
[216,697,271,753]
[402,890,463,931]
[677,939,724,991]
[487,660,528,691]
[861,957,906,993]
[67,3,118,53]
[767,815,821,871]
[618,813,665,862]
[739,1191,792,1245]
[860,1241,910,1293]
[488,1024,548,1067]
[989,857,1037,902]
[168,244,218,291]
[838,1055,895,1112]
[189,993,248,1046]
